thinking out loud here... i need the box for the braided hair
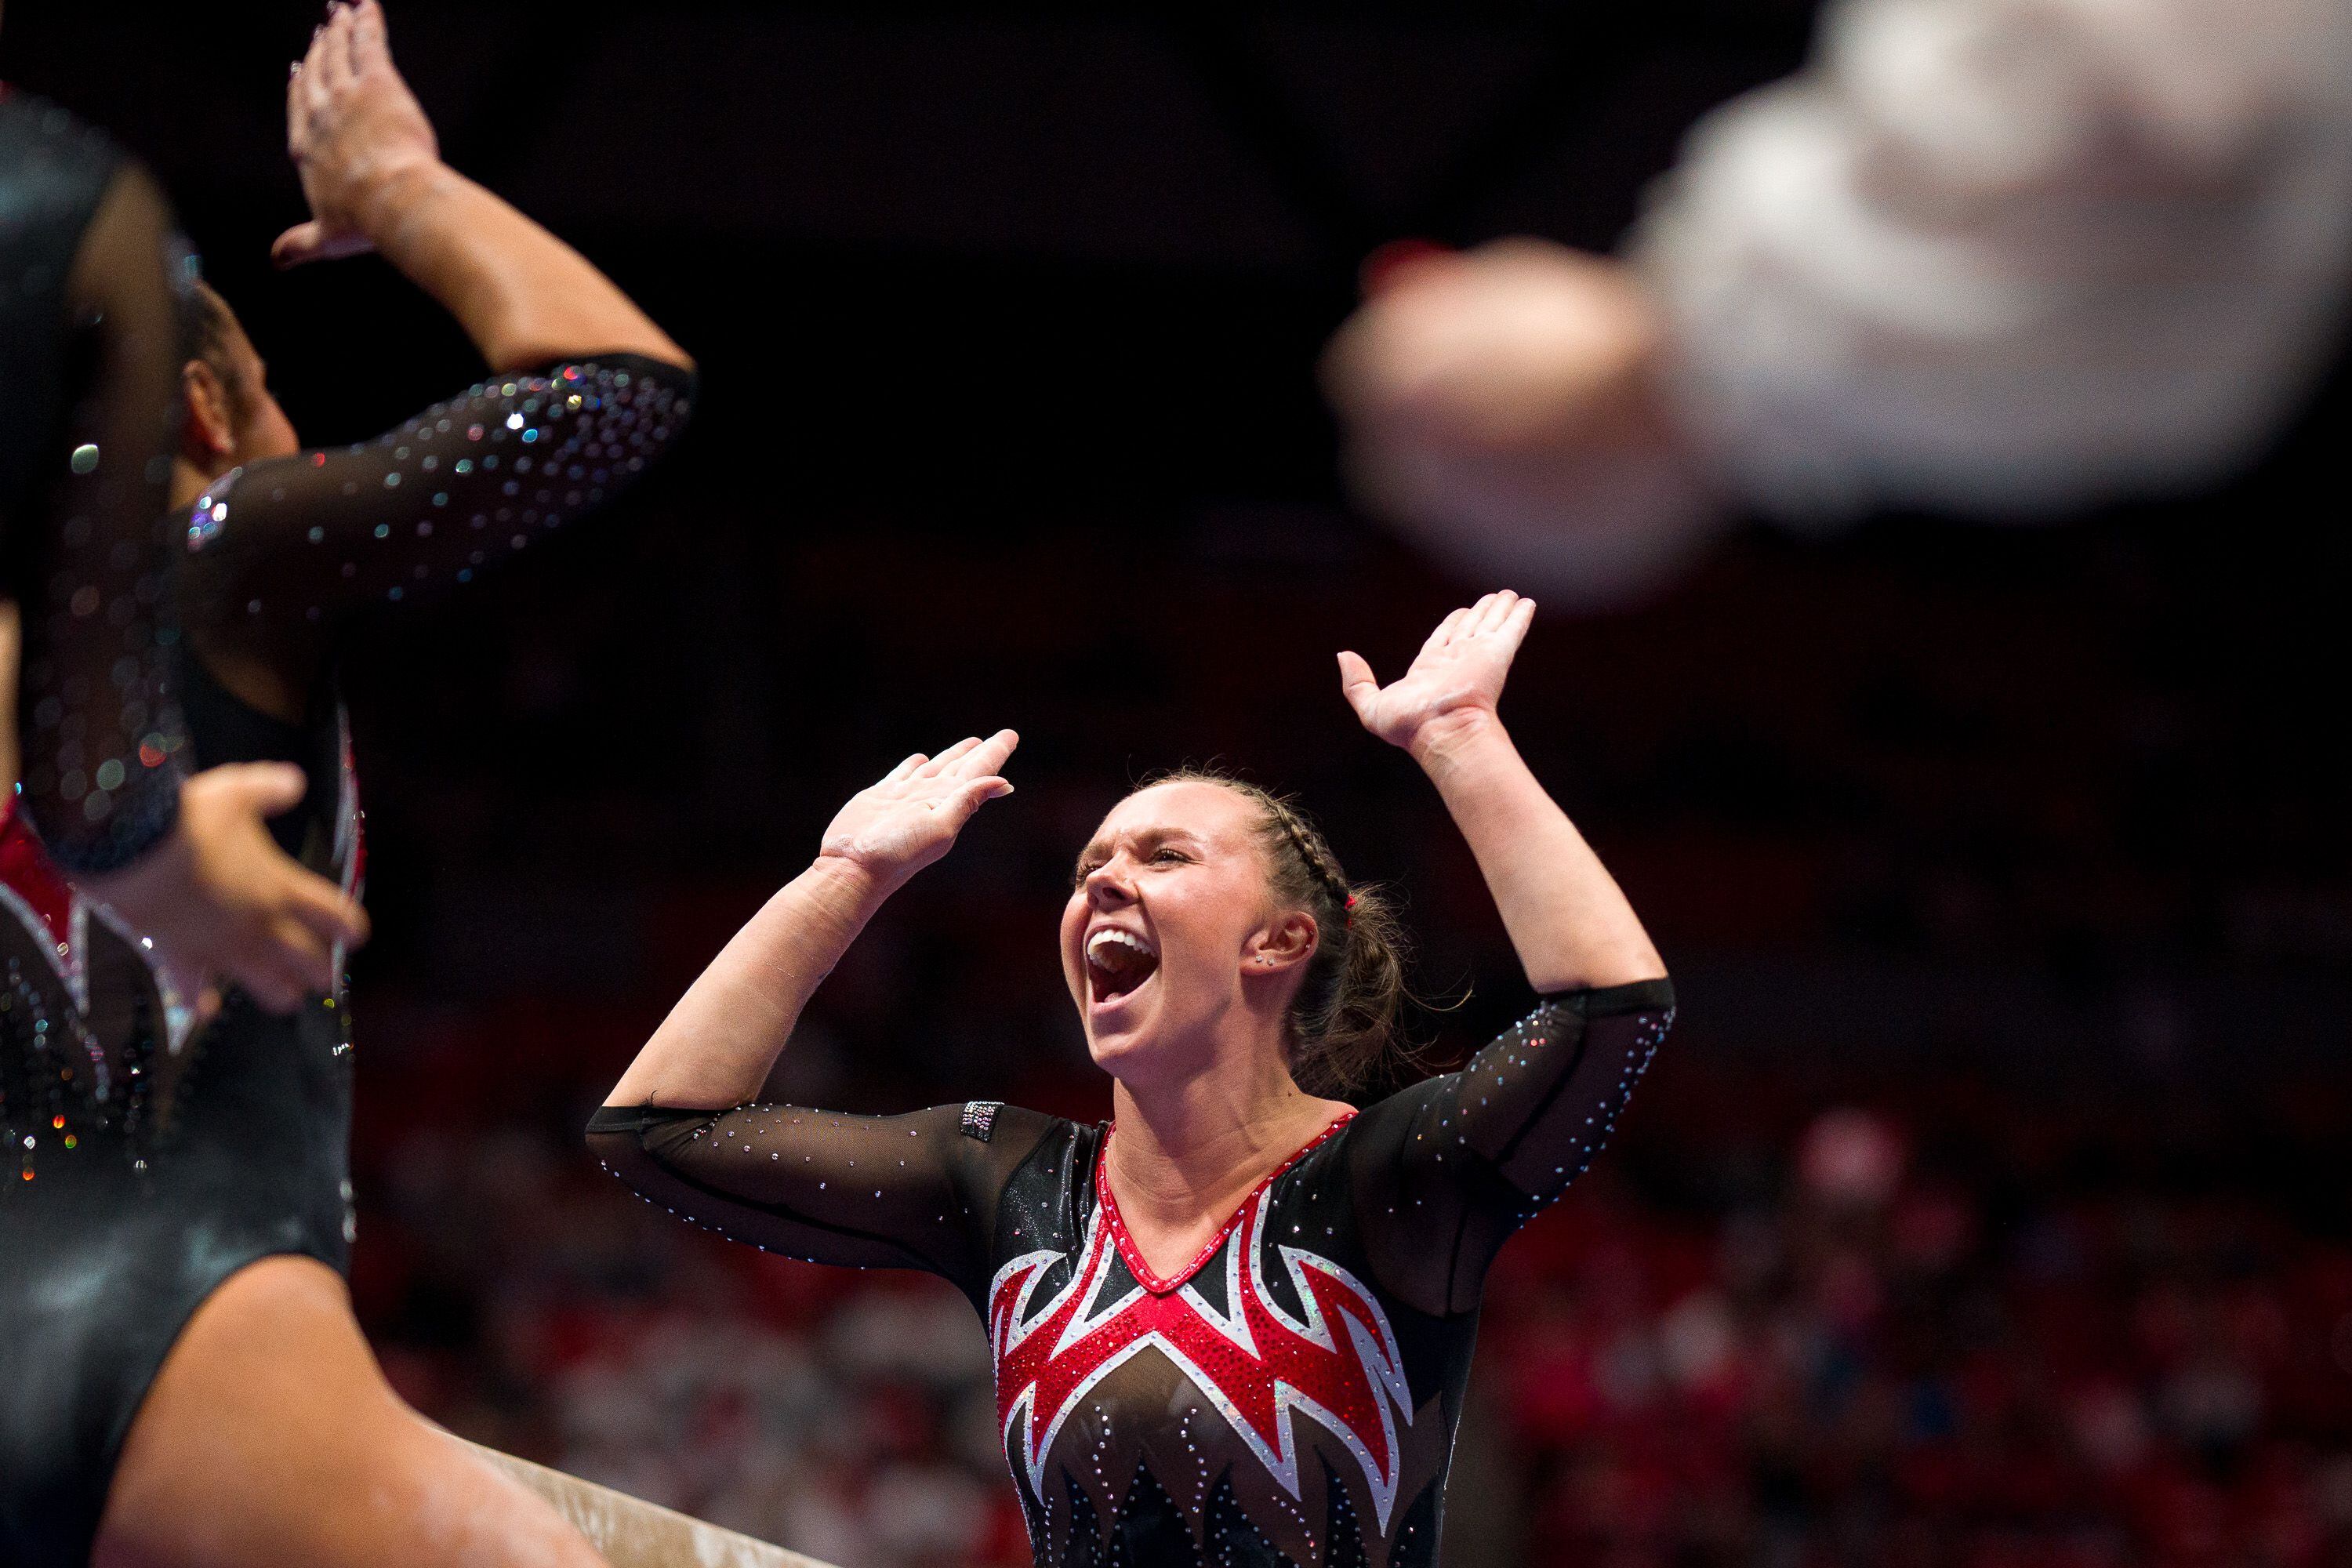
[1145,768,1416,1097]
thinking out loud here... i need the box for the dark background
[9,5,2350,1564]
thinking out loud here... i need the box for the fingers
[349,0,392,74]
[270,916,340,1000]
[956,728,1020,780]
[1421,590,1528,652]
[299,21,337,118]
[320,3,359,89]
[272,221,329,270]
[220,854,362,1013]
[916,736,985,779]
[952,776,1014,819]
[1501,594,1537,651]
[880,752,929,786]
[285,60,311,157]
[914,730,1019,782]
[282,867,372,953]
[1335,651,1380,726]
[247,884,341,1007]
[1472,590,1518,636]
[216,760,310,818]
[228,924,323,1013]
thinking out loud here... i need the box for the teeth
[1087,929,1155,964]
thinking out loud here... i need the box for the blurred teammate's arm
[1326,0,2352,586]
[1635,0,2352,519]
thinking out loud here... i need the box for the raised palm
[1339,590,1535,752]
[818,730,1018,891]
[276,0,441,268]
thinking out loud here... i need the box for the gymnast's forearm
[1414,713,1664,995]
[360,164,691,374]
[604,856,886,1110]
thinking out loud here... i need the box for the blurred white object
[1326,0,2352,601]
[1636,0,2352,522]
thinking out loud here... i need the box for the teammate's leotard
[592,978,1675,1567]
[0,349,693,1566]
[0,88,194,872]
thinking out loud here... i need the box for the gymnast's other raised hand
[273,0,440,269]
[1341,592,1663,993]
[818,730,1020,897]
[607,729,1018,1110]
[1338,590,1534,763]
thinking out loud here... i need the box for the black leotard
[0,87,194,871]
[591,979,1675,1567]
[0,348,692,1566]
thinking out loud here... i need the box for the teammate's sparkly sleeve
[14,162,194,872]
[175,353,691,678]
[1347,979,1675,1316]
[586,1099,1057,1297]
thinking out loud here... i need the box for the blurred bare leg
[93,1256,606,1568]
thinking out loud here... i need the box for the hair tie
[1343,892,1356,927]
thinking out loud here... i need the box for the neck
[1105,1014,1348,1224]
[171,455,229,512]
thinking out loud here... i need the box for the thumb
[217,761,310,818]
[271,221,330,270]
[953,776,1013,821]
[1336,651,1381,724]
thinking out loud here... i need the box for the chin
[1080,1014,1189,1091]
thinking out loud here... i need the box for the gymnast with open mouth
[593,590,1673,1566]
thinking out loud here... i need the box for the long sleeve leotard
[591,978,1675,1568]
[178,354,689,701]
[1,340,691,1568]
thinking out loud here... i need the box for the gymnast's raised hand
[819,731,1022,895]
[273,0,440,268]
[1338,586,1535,757]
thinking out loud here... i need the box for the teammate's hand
[1338,592,1534,760]
[1322,238,1722,609]
[84,763,370,1014]
[274,0,441,269]
[817,731,1018,894]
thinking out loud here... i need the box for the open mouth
[1085,927,1160,1006]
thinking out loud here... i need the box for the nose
[1084,858,1136,909]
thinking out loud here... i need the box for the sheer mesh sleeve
[13,161,194,872]
[176,353,693,699]
[587,1099,1059,1300]
[1348,978,1675,1316]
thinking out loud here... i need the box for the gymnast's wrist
[806,848,902,914]
[355,158,463,252]
[1406,706,1508,775]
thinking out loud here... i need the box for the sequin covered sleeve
[176,353,692,673]
[1345,978,1675,1316]
[7,154,195,872]
[586,1099,1061,1299]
